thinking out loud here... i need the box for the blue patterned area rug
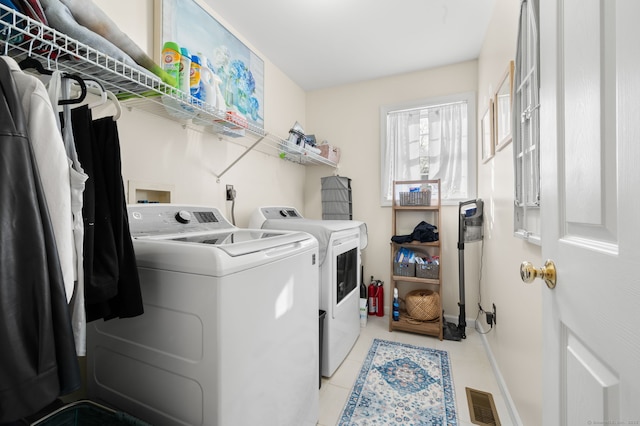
[338,338,457,426]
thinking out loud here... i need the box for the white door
[539,0,640,424]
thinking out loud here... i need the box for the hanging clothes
[0,57,80,423]
[69,105,119,311]
[67,105,143,322]
[47,72,89,356]
[61,79,89,355]
[3,56,76,304]
[91,116,143,320]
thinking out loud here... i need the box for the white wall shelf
[0,4,336,169]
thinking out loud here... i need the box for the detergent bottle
[189,54,203,102]
[178,47,191,94]
[212,72,226,112]
[199,55,216,108]
[392,288,400,321]
[161,41,181,88]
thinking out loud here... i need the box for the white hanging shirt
[2,56,75,304]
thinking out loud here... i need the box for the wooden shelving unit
[389,179,443,340]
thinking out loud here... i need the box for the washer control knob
[279,209,288,217]
[175,210,192,224]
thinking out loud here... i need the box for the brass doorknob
[520,260,556,289]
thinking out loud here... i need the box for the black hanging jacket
[0,58,80,423]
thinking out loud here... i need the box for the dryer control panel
[259,206,303,220]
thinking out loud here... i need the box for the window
[513,0,540,244]
[380,92,476,206]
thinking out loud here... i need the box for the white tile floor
[317,315,511,426]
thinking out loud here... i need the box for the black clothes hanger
[18,57,87,105]
[60,74,86,105]
[18,57,52,75]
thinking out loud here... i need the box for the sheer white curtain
[381,110,420,203]
[381,101,468,205]
[428,102,468,200]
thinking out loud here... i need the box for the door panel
[563,0,604,226]
[540,0,640,424]
[565,329,620,426]
[562,0,618,245]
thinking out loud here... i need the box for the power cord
[477,238,485,306]
[475,302,495,335]
[475,238,495,335]
[226,185,237,225]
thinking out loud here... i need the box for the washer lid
[131,229,317,276]
[157,229,312,257]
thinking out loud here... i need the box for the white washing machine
[87,204,319,426]
[249,206,367,378]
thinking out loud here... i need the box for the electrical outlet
[492,303,497,325]
[226,185,235,201]
[479,302,496,328]
[485,312,494,327]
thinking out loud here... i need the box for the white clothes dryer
[249,206,367,378]
[87,204,319,426]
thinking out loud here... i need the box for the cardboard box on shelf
[318,144,341,163]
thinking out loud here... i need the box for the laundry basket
[405,289,440,321]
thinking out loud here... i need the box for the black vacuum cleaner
[444,199,484,341]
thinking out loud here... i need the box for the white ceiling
[202,0,496,91]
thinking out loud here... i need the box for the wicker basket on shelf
[405,289,440,321]
[399,189,431,206]
[416,263,439,279]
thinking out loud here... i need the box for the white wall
[94,0,309,225]
[477,0,543,425]
[304,62,479,322]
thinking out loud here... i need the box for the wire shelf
[0,4,337,168]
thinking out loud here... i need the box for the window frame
[379,91,477,207]
[512,0,541,245]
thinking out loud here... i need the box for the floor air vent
[466,387,501,425]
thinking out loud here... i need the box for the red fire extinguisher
[368,277,376,315]
[375,281,384,317]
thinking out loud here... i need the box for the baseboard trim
[475,321,524,426]
[443,314,523,425]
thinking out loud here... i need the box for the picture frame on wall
[481,99,494,163]
[494,60,514,151]
[155,0,265,130]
